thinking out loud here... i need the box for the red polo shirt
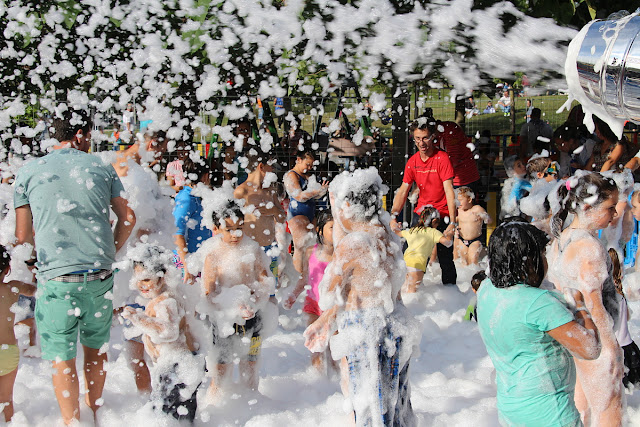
[403,149,454,217]
[437,121,480,186]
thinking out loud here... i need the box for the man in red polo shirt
[391,118,457,286]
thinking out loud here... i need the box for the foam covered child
[284,211,335,373]
[304,167,419,426]
[500,155,531,219]
[121,244,203,423]
[200,201,275,401]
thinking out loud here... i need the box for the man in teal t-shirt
[477,278,580,427]
[14,110,136,425]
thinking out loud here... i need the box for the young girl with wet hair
[548,171,623,426]
[284,211,335,372]
[608,248,640,389]
[478,221,601,427]
[392,206,453,293]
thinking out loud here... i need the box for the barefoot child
[454,186,491,265]
[284,211,334,372]
[392,206,453,293]
[201,202,275,399]
[304,168,418,426]
[0,245,35,421]
[121,244,202,422]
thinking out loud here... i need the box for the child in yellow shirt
[393,206,454,293]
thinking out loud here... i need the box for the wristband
[25,259,36,266]
[574,307,588,313]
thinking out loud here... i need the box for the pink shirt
[166,159,186,187]
[306,244,329,302]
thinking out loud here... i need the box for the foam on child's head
[128,243,172,275]
[329,167,388,221]
[602,168,634,197]
[503,155,519,178]
[456,186,474,201]
[199,183,237,230]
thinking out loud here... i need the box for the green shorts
[35,275,114,361]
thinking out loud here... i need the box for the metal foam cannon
[573,10,640,124]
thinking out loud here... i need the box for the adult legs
[83,345,108,415]
[436,220,457,285]
[52,358,80,425]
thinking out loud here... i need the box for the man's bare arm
[443,178,457,224]
[111,196,136,253]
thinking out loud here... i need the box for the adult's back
[436,121,480,187]
[14,148,123,281]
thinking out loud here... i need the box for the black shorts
[212,311,263,364]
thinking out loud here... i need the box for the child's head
[553,123,580,153]
[294,150,315,174]
[182,155,211,186]
[488,220,549,288]
[130,245,172,298]
[212,201,245,245]
[471,270,486,293]
[550,172,619,237]
[456,186,474,208]
[526,156,552,180]
[315,210,334,247]
[412,206,440,232]
[504,155,526,178]
[630,188,640,221]
[329,168,387,226]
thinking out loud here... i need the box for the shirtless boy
[304,168,416,426]
[201,203,275,400]
[0,245,35,421]
[233,153,286,283]
[454,186,491,265]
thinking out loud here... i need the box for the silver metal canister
[575,11,640,124]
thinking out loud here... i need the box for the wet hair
[608,248,624,297]
[182,156,211,184]
[593,115,617,143]
[471,271,486,292]
[131,245,171,275]
[0,245,10,273]
[457,186,475,201]
[550,172,618,238]
[315,211,333,246]
[410,206,439,233]
[526,157,550,176]
[553,122,581,142]
[488,221,550,288]
[211,201,244,228]
[51,108,92,142]
[296,150,315,160]
[344,183,383,221]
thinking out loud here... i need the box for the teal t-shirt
[477,279,580,427]
[14,148,125,281]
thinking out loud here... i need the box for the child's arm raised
[202,252,219,297]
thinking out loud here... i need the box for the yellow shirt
[401,227,443,272]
